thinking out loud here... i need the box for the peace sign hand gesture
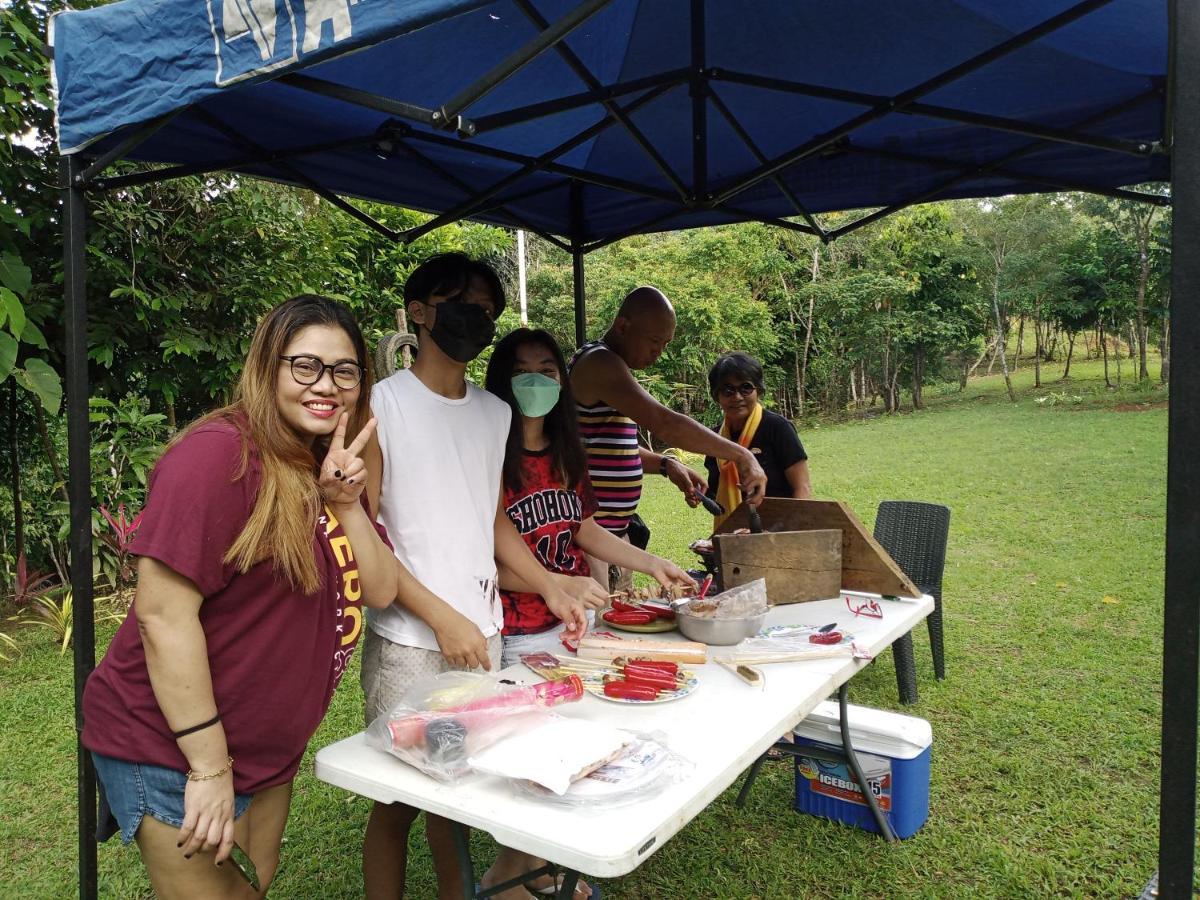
[319,413,377,509]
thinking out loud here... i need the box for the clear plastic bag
[684,577,768,619]
[468,716,636,795]
[365,672,585,781]
[729,622,870,660]
[509,731,693,806]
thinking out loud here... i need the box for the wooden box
[714,528,842,605]
[714,499,920,604]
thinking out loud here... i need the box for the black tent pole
[1159,0,1199,894]
[62,155,98,900]
[572,248,586,349]
[571,182,586,348]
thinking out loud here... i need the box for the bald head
[617,286,675,324]
[605,286,677,370]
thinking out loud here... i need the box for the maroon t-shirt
[82,419,389,794]
[500,449,597,635]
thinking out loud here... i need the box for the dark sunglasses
[719,382,757,398]
[280,355,364,390]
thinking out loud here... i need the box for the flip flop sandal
[476,878,599,898]
[530,876,600,898]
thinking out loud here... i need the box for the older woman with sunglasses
[703,352,811,528]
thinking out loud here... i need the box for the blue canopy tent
[50,0,1196,896]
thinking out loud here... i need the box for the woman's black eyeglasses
[280,355,364,390]
[719,382,757,398]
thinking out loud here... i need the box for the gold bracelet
[186,756,233,782]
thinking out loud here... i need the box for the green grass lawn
[0,355,1170,898]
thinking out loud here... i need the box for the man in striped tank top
[570,286,767,589]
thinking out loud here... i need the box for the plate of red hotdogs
[600,597,679,633]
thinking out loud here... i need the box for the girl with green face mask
[484,329,695,666]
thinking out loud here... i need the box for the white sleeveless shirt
[367,370,511,651]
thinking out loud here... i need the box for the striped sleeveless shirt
[568,340,642,536]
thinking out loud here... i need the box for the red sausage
[622,668,679,692]
[603,610,657,625]
[603,680,660,701]
[809,630,843,645]
[627,659,679,676]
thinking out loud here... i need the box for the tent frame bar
[193,108,401,241]
[439,0,614,125]
[711,0,1119,207]
[710,68,1159,160]
[848,145,1171,207]
[384,135,571,252]
[280,0,613,138]
[704,83,828,239]
[472,68,689,134]
[91,134,383,191]
[397,80,682,244]
[691,0,708,201]
[75,111,180,185]
[514,0,691,202]
[279,73,452,133]
[386,109,682,205]
[828,88,1164,239]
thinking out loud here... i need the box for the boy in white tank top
[360,254,606,899]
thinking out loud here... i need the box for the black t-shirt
[704,409,808,500]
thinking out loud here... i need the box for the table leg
[449,821,477,900]
[837,683,897,843]
[735,753,770,807]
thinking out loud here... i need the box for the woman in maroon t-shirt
[83,296,397,896]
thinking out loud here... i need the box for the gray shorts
[361,626,503,726]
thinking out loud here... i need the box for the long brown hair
[176,295,373,593]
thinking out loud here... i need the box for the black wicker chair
[873,500,951,705]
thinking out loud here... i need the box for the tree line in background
[0,0,1172,622]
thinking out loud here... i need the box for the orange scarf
[713,402,762,529]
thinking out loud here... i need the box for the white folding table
[315,593,933,898]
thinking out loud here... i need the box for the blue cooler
[792,701,931,839]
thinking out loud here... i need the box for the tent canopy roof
[52,0,1169,247]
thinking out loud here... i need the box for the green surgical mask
[511,372,561,418]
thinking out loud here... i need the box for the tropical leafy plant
[28,590,73,656]
[97,504,144,588]
[4,550,58,607]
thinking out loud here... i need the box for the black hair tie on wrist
[172,714,221,739]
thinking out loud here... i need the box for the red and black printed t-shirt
[81,419,390,794]
[501,449,598,635]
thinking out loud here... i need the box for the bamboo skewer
[716,647,867,665]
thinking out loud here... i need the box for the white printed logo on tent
[207,0,360,87]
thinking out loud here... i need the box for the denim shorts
[91,752,253,845]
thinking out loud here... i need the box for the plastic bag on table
[508,731,694,806]
[365,671,585,781]
[468,715,636,795]
[733,622,859,656]
[685,577,768,619]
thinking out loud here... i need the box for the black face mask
[423,297,496,363]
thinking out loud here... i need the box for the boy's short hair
[707,352,766,398]
[403,253,506,318]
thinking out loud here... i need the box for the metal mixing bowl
[675,608,767,645]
